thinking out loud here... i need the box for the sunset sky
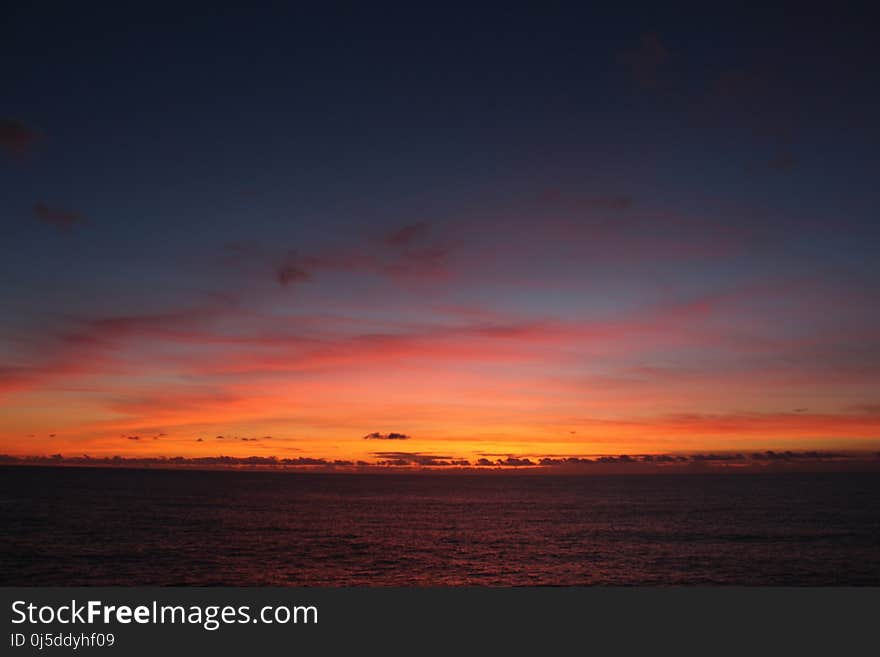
[2,5,879,467]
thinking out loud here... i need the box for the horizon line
[3,449,880,475]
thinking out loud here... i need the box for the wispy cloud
[383,221,430,247]
[276,251,312,286]
[0,118,40,159]
[33,202,88,233]
[224,221,460,289]
[618,33,670,89]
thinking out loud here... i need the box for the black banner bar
[2,587,877,655]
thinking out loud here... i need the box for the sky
[1,5,879,469]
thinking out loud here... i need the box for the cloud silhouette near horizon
[372,451,469,466]
[1,450,873,473]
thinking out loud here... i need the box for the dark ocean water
[1,466,879,585]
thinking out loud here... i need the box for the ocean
[1,466,878,585]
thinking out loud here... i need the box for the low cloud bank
[1,450,878,473]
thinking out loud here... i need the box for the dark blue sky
[4,5,878,253]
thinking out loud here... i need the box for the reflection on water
[2,466,878,585]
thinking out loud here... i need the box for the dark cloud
[363,431,411,440]
[768,150,797,172]
[689,453,746,462]
[531,451,859,471]
[280,457,332,466]
[539,457,593,466]
[276,252,312,287]
[33,202,88,233]
[126,436,140,441]
[384,222,430,247]
[496,456,534,467]
[233,221,456,289]
[1,449,878,472]
[596,455,634,463]
[750,450,842,461]
[0,118,40,158]
[372,451,459,466]
[618,33,670,89]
